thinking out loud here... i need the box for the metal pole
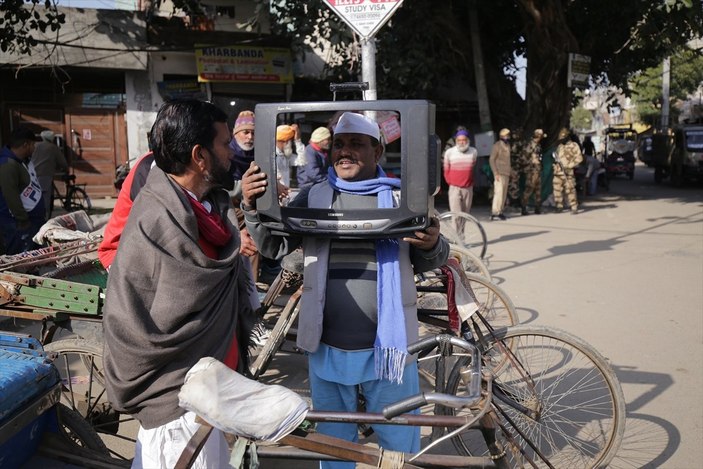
[661,56,670,130]
[361,38,377,101]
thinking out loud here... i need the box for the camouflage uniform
[508,138,525,206]
[553,140,583,212]
[521,139,543,212]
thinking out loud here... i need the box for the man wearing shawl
[242,112,449,467]
[103,99,254,468]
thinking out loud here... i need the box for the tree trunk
[519,0,579,144]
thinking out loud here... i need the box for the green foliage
[0,0,65,54]
[571,105,593,131]
[631,47,703,126]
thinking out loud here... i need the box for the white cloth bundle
[178,357,309,442]
[446,263,480,321]
[33,210,101,245]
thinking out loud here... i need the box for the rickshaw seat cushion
[179,357,309,442]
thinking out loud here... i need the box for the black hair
[8,126,38,148]
[150,99,228,175]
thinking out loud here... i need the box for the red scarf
[311,142,327,158]
[186,194,232,259]
[186,192,239,369]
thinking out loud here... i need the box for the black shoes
[535,207,542,214]
[491,213,507,221]
[521,206,529,216]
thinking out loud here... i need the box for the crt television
[253,99,440,238]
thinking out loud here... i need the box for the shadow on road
[608,365,679,469]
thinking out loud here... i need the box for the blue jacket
[296,144,329,190]
[229,139,255,181]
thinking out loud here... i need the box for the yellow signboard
[195,46,293,84]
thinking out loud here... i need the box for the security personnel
[553,128,583,214]
[521,129,546,215]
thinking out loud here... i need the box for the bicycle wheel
[249,287,302,380]
[448,244,491,280]
[438,211,488,259]
[56,403,110,455]
[416,271,517,415]
[65,186,92,213]
[446,325,626,468]
[45,338,137,461]
[417,271,517,334]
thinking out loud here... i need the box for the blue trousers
[309,360,421,469]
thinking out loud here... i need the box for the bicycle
[436,211,488,259]
[177,306,625,468]
[1,253,624,467]
[49,173,92,218]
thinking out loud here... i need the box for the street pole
[361,38,377,101]
[661,56,670,130]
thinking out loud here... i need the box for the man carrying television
[241,111,449,468]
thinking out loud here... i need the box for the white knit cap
[334,112,380,140]
[40,130,54,141]
[310,126,331,143]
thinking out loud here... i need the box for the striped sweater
[443,145,478,188]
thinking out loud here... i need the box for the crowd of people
[2,99,607,467]
[442,123,600,219]
[92,100,448,467]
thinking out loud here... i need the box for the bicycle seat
[58,174,76,182]
[179,357,309,442]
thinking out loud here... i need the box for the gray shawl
[103,166,252,429]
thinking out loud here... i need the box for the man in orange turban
[275,124,305,189]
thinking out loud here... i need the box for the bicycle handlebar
[383,334,483,419]
[56,174,76,182]
[383,394,428,419]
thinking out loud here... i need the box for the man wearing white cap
[32,130,68,217]
[296,126,331,190]
[242,112,449,467]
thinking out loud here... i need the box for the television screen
[253,100,439,238]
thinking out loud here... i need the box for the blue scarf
[326,166,407,383]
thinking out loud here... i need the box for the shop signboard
[195,46,293,84]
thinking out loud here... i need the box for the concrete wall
[125,52,199,163]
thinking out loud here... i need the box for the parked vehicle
[604,125,638,180]
[638,130,675,183]
[670,124,703,186]
[639,124,703,185]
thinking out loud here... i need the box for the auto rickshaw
[604,125,638,180]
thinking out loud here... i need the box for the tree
[631,46,703,126]
[252,0,701,143]
[518,0,702,141]
[570,104,593,131]
[0,0,65,55]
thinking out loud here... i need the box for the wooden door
[65,109,127,197]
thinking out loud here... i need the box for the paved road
[11,163,703,468]
[469,165,703,469]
